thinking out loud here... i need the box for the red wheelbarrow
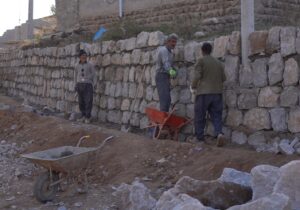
[145,107,192,141]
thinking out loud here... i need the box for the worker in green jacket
[190,42,226,146]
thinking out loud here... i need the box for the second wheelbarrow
[21,135,114,203]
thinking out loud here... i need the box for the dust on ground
[0,94,299,209]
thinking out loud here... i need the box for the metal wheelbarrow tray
[145,107,192,141]
[21,136,113,203]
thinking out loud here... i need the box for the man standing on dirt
[155,34,178,112]
[190,43,226,147]
[74,49,96,124]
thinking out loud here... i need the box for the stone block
[98,110,107,122]
[280,27,297,57]
[107,110,121,123]
[243,108,271,130]
[224,55,239,86]
[145,86,153,101]
[239,65,253,88]
[248,132,267,146]
[269,108,287,132]
[250,165,280,200]
[136,32,149,48]
[213,35,229,58]
[225,90,237,108]
[283,58,299,86]
[139,100,147,113]
[280,86,298,107]
[141,52,151,65]
[231,131,247,145]
[237,90,258,110]
[258,86,280,108]
[251,58,268,87]
[144,66,151,85]
[121,99,130,111]
[115,82,122,97]
[107,97,116,110]
[123,67,130,82]
[184,41,201,63]
[248,31,268,56]
[130,113,140,127]
[266,27,281,54]
[131,49,141,64]
[128,83,137,98]
[148,31,165,46]
[296,28,300,54]
[288,108,300,133]
[111,54,122,65]
[227,31,241,55]
[102,40,115,54]
[109,83,116,97]
[226,109,243,127]
[179,88,191,104]
[102,54,111,66]
[125,37,136,51]
[268,53,284,85]
[122,53,131,65]
[186,104,194,118]
[122,82,129,98]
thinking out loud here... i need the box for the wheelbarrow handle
[96,135,114,150]
[76,135,91,147]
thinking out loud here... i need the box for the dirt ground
[0,94,299,210]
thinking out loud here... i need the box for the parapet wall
[1,27,300,147]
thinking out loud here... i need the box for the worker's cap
[79,49,87,57]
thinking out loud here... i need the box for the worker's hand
[168,68,177,78]
[189,86,196,94]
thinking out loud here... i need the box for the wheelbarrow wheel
[34,171,59,203]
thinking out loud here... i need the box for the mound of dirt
[0,94,299,209]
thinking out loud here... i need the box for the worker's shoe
[77,116,85,122]
[84,118,91,124]
[216,133,226,147]
[187,136,205,144]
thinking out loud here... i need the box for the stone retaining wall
[1,27,300,146]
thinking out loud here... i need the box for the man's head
[79,49,87,63]
[165,33,178,50]
[201,43,212,55]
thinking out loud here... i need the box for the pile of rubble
[0,140,37,194]
[114,160,300,210]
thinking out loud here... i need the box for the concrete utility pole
[27,0,34,39]
[119,0,123,18]
[241,0,254,67]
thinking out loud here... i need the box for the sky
[0,0,55,36]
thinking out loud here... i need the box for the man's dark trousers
[155,72,171,112]
[77,83,93,119]
[194,94,223,140]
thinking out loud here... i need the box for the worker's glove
[168,68,177,78]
